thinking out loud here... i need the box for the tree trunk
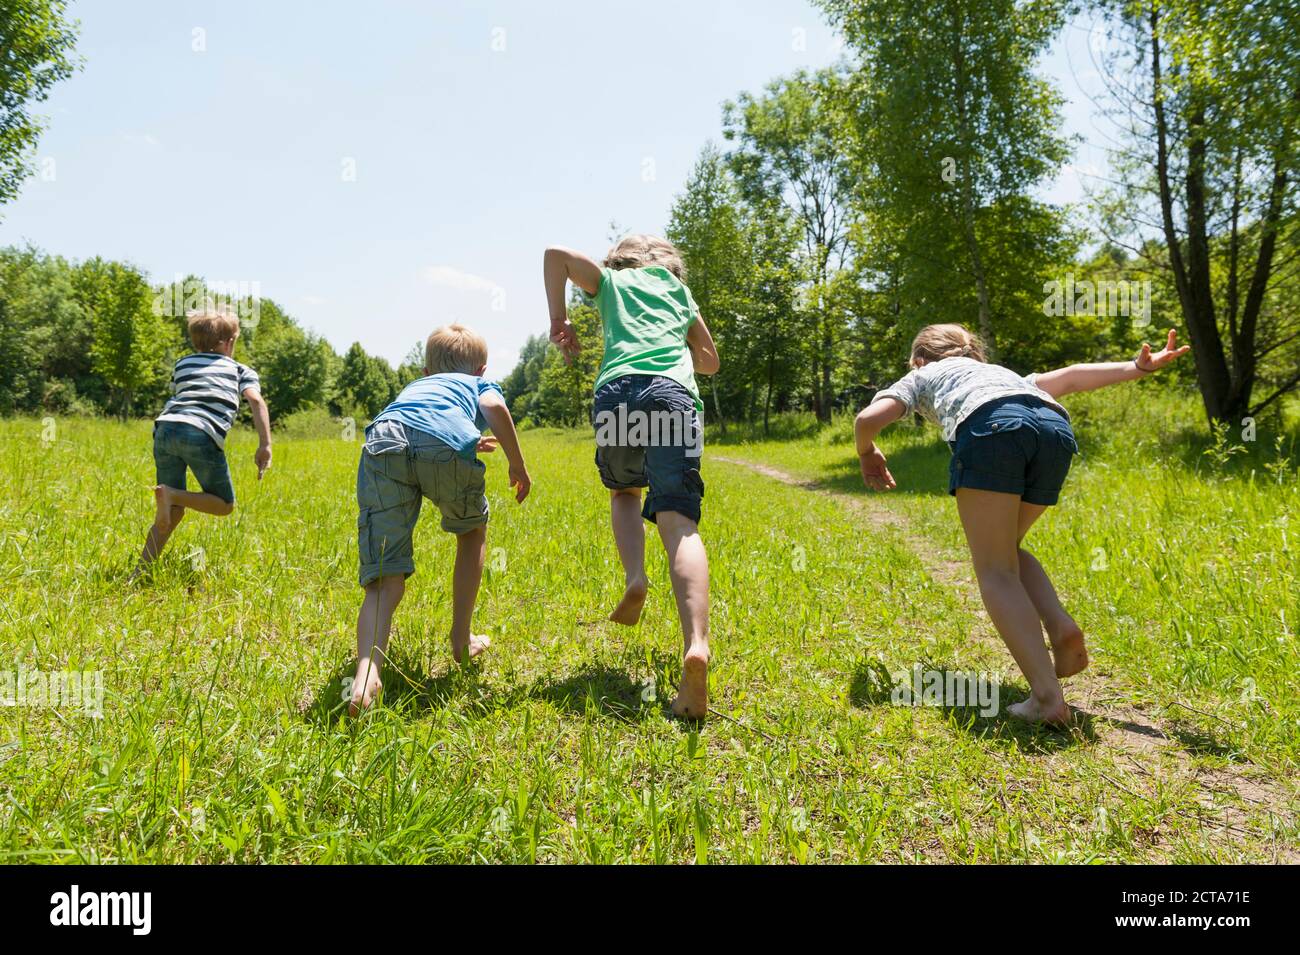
[1149,2,1238,425]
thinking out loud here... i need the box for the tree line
[505,0,1298,432]
[0,246,422,421]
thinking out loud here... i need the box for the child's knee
[217,500,235,517]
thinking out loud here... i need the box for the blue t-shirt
[370,373,502,458]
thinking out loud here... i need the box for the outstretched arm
[1033,329,1191,399]
[244,388,272,478]
[854,397,907,491]
[478,391,531,502]
[543,247,602,362]
[686,314,719,375]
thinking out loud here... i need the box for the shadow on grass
[531,664,656,724]
[301,649,485,727]
[848,657,1095,753]
[1164,719,1245,762]
[302,650,677,727]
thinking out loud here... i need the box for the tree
[667,143,801,431]
[80,259,167,418]
[254,323,331,418]
[1094,0,1300,425]
[334,341,399,418]
[820,0,1071,359]
[0,0,80,210]
[500,334,549,421]
[532,301,601,425]
[723,70,857,421]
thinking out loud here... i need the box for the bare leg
[655,510,709,719]
[350,574,405,715]
[1015,505,1088,678]
[955,488,1069,724]
[130,487,185,579]
[160,484,234,517]
[450,526,490,664]
[608,489,648,625]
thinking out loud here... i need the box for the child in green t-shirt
[544,235,719,719]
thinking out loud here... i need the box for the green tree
[533,301,601,425]
[1096,0,1300,425]
[254,323,331,418]
[0,0,80,210]
[334,341,399,418]
[723,70,857,421]
[821,0,1071,360]
[80,259,167,418]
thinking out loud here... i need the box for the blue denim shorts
[948,396,1078,506]
[592,375,704,525]
[153,420,235,504]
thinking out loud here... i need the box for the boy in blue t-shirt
[348,323,530,716]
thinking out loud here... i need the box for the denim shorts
[356,420,489,587]
[153,420,235,504]
[592,375,704,525]
[948,396,1078,506]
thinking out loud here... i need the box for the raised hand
[1136,329,1191,373]
[859,444,896,492]
[550,321,581,364]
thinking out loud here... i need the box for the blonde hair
[186,304,240,352]
[910,323,987,366]
[603,233,686,281]
[425,323,488,375]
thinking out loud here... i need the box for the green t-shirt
[590,266,702,412]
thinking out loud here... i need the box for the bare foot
[609,577,648,626]
[452,633,491,665]
[670,646,709,719]
[153,485,172,527]
[348,660,383,717]
[1046,617,1089,678]
[1007,694,1071,725]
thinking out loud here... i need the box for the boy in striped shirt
[131,305,272,578]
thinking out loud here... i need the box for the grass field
[0,395,1296,863]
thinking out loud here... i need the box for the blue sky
[1,0,1114,377]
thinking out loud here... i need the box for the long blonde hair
[603,233,686,281]
[910,323,987,366]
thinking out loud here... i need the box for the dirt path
[712,453,1297,854]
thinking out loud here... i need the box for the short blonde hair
[186,305,240,352]
[425,323,488,375]
[910,323,987,366]
[604,233,686,281]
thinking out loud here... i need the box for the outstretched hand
[550,321,581,364]
[859,445,896,492]
[1136,329,1191,373]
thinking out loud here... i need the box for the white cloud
[421,265,498,293]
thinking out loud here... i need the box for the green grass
[0,400,1296,863]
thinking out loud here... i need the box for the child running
[854,324,1190,723]
[349,323,530,716]
[132,305,272,579]
[544,235,719,719]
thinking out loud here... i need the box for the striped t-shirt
[156,353,261,449]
